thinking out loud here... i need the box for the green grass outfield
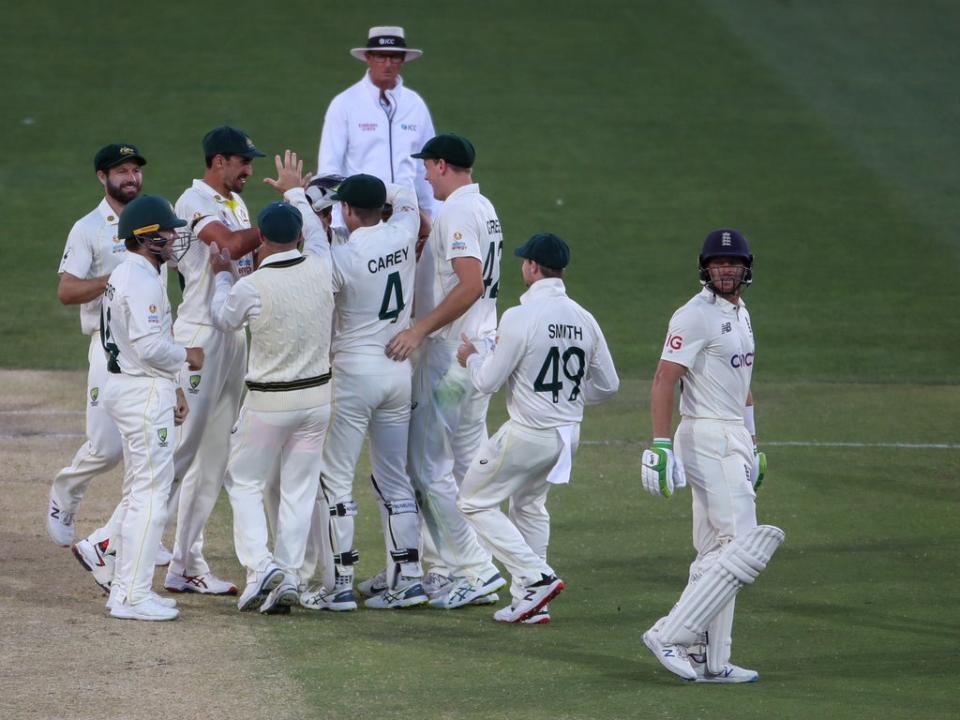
[3,1,958,718]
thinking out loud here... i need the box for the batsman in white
[99,195,203,621]
[49,144,144,545]
[456,233,619,624]
[385,133,505,608]
[318,25,437,226]
[640,228,782,683]
[164,126,266,597]
[281,170,427,611]
[209,197,335,615]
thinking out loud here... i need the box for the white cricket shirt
[58,199,127,335]
[101,253,185,380]
[318,72,436,217]
[174,179,254,326]
[424,183,502,344]
[660,287,755,420]
[466,279,619,429]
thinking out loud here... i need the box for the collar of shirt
[697,286,744,313]
[96,197,120,225]
[128,250,163,276]
[258,248,303,268]
[192,178,239,210]
[520,277,567,305]
[445,183,479,203]
[362,71,404,102]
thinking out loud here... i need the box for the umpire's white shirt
[318,72,436,217]
[59,199,128,335]
[660,288,754,421]
[424,183,502,344]
[102,253,185,380]
[466,279,619,429]
[174,180,254,326]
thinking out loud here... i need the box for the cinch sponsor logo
[359,122,377,131]
[731,352,754,368]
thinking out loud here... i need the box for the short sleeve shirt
[660,288,755,420]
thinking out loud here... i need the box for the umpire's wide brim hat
[350,26,423,62]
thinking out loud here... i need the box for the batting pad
[660,525,785,647]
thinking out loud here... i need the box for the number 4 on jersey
[379,271,405,322]
[482,240,503,299]
[534,345,585,402]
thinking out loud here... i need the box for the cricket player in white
[282,171,427,611]
[164,126,266,596]
[386,133,505,608]
[209,199,335,615]
[640,229,783,683]
[456,233,619,624]
[49,143,147,548]
[100,195,203,621]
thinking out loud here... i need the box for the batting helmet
[306,174,346,213]
[118,195,191,261]
[698,228,753,292]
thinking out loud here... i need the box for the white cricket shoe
[72,538,114,594]
[164,570,238,596]
[357,568,388,598]
[237,564,284,612]
[109,596,179,622]
[154,543,173,567]
[469,592,499,606]
[429,572,507,609]
[690,657,759,683]
[107,592,177,611]
[300,585,358,612]
[642,626,697,681]
[494,603,551,625]
[422,570,453,600]
[507,574,564,621]
[364,579,429,609]
[47,491,75,547]
[260,576,299,615]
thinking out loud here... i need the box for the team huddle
[49,26,783,685]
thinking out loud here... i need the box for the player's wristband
[652,437,672,449]
[743,405,756,435]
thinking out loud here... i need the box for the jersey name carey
[368,247,409,274]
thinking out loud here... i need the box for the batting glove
[751,446,767,490]
[641,438,687,497]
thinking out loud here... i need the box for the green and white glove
[641,438,687,497]
[751,446,767,490]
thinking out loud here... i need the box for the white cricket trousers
[407,339,495,581]
[169,321,246,576]
[318,357,421,587]
[458,420,564,598]
[103,375,177,605]
[226,400,330,581]
[674,417,757,666]
[50,333,123,520]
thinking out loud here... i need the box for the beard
[226,174,248,194]
[106,177,141,205]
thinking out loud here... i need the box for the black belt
[245,371,331,393]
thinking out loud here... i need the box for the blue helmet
[698,228,753,291]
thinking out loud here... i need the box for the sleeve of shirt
[59,220,94,277]
[414,99,438,217]
[440,207,482,262]
[581,320,620,406]
[660,304,708,368]
[318,94,347,175]
[211,273,260,332]
[125,284,187,374]
[178,191,220,239]
[284,188,331,264]
[466,307,526,395]
[385,182,420,238]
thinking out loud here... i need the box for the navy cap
[514,232,570,270]
[118,195,186,240]
[94,143,146,173]
[331,173,387,210]
[412,133,475,168]
[202,126,266,159]
[699,228,752,265]
[257,202,303,244]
